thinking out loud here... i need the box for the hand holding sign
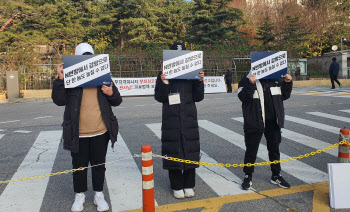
[102,82,114,96]
[199,72,204,81]
[284,74,292,83]
[57,62,64,80]
[249,74,256,84]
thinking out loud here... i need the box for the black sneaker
[270,174,290,188]
[241,175,252,190]
[340,84,342,89]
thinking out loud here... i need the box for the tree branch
[0,13,42,32]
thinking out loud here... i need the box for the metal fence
[0,55,252,93]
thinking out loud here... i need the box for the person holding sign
[237,72,292,190]
[52,43,122,212]
[154,42,205,199]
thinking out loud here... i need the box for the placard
[62,54,111,88]
[163,50,203,80]
[203,76,226,93]
[250,51,287,79]
[328,163,350,209]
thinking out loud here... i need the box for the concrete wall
[308,50,350,78]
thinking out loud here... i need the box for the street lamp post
[341,37,347,51]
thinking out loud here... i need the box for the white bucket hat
[75,43,94,55]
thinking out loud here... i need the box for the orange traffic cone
[338,128,350,163]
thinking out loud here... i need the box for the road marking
[105,134,158,211]
[307,112,350,123]
[0,134,4,140]
[232,117,337,157]
[330,93,350,96]
[0,120,20,124]
[33,116,53,119]
[309,92,337,96]
[0,131,62,212]
[122,182,329,212]
[13,130,32,134]
[292,91,319,95]
[339,109,350,113]
[0,129,5,131]
[199,120,328,184]
[146,123,252,196]
[285,115,340,134]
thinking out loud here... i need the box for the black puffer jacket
[237,76,292,132]
[154,72,204,170]
[329,61,340,76]
[52,79,122,153]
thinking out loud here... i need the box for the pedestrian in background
[237,73,293,190]
[154,42,205,199]
[329,57,342,89]
[225,68,233,93]
[52,43,122,212]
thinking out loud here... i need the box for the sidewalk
[1,79,350,104]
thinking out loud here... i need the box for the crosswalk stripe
[232,117,338,157]
[285,115,340,134]
[105,134,158,211]
[307,112,350,123]
[0,134,4,140]
[339,109,350,114]
[13,130,32,134]
[145,123,251,196]
[199,120,328,184]
[0,131,62,211]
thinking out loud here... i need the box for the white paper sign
[328,163,350,209]
[203,76,227,94]
[250,51,287,79]
[163,50,203,79]
[63,54,111,88]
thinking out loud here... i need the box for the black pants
[330,75,341,88]
[243,123,281,176]
[168,169,196,190]
[226,80,232,93]
[71,132,109,193]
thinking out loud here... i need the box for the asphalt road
[0,85,350,212]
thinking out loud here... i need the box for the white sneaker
[94,192,109,212]
[184,188,195,198]
[71,193,85,212]
[173,189,185,199]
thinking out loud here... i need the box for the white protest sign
[112,77,157,96]
[63,54,111,88]
[328,163,350,209]
[203,76,227,93]
[163,50,203,80]
[250,51,288,79]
